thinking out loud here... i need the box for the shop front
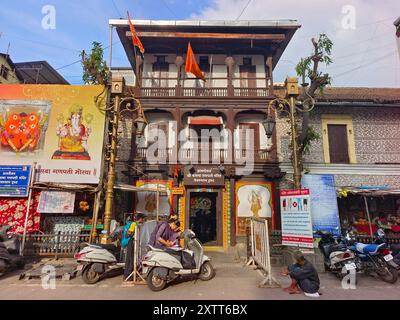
[338,187,400,239]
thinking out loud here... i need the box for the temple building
[109,19,301,250]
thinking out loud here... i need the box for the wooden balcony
[136,147,272,163]
[134,76,273,98]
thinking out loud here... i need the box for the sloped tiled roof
[273,85,400,104]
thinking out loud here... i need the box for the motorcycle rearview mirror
[376,228,385,238]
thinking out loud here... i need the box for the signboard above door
[183,165,225,186]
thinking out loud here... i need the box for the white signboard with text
[280,189,313,248]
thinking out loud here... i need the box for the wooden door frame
[185,188,223,247]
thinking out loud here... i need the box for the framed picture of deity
[235,181,275,236]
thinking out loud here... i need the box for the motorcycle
[142,229,215,292]
[345,230,398,284]
[0,225,24,276]
[316,230,357,278]
[373,229,400,270]
[74,227,124,284]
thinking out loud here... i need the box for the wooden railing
[136,147,271,163]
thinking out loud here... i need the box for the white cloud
[193,0,400,87]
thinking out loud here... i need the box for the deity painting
[236,182,273,236]
[135,182,172,217]
[52,105,93,160]
[0,101,50,155]
[236,183,272,219]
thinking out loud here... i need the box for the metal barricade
[123,224,146,285]
[247,218,279,288]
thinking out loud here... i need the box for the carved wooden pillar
[175,55,184,96]
[225,56,235,97]
[266,55,273,96]
[134,55,143,95]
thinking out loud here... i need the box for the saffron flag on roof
[185,42,205,81]
[127,11,145,55]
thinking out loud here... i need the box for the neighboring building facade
[110,19,301,250]
[0,53,22,84]
[276,87,400,232]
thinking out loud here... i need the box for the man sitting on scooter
[280,251,320,297]
[152,218,180,249]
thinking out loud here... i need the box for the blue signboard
[302,174,341,236]
[0,165,31,197]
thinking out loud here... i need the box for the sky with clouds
[0,0,399,87]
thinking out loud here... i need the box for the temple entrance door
[187,191,222,246]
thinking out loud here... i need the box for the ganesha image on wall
[0,101,50,155]
[52,105,93,160]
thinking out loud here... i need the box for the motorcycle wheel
[198,262,215,281]
[82,263,100,284]
[376,261,398,284]
[147,268,167,292]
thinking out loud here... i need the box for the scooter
[345,230,398,284]
[74,227,124,284]
[316,230,357,278]
[0,225,24,276]
[142,229,215,292]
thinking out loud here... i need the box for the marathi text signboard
[302,174,341,236]
[0,165,31,197]
[183,166,225,186]
[280,189,313,248]
[0,85,106,184]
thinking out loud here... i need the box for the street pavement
[0,252,399,300]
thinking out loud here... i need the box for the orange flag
[127,12,145,55]
[185,42,205,81]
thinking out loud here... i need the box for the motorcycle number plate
[384,254,393,262]
[345,263,356,271]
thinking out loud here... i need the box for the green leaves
[302,126,320,155]
[81,41,109,85]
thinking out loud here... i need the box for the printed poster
[38,191,76,213]
[280,189,313,248]
[302,174,341,236]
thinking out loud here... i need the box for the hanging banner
[38,191,76,213]
[0,85,106,184]
[280,189,313,248]
[0,165,31,197]
[302,174,341,236]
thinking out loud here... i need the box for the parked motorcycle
[316,230,357,278]
[373,229,400,270]
[74,227,124,284]
[142,229,215,292]
[0,225,24,276]
[345,230,398,284]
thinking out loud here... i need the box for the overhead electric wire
[160,0,178,19]
[332,50,397,79]
[236,0,252,20]
[111,0,123,18]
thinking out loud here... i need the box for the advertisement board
[0,85,106,184]
[280,189,313,248]
[302,174,341,236]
